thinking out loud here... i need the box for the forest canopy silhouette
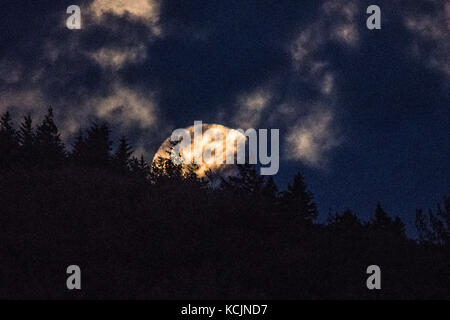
[0,108,449,299]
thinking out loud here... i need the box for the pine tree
[150,139,184,183]
[0,111,19,169]
[130,154,150,179]
[17,114,35,166]
[113,136,133,173]
[326,209,365,242]
[281,172,318,222]
[226,163,264,194]
[0,111,14,133]
[35,107,66,168]
[327,209,362,231]
[257,176,280,217]
[70,130,85,166]
[373,203,392,228]
[18,115,34,147]
[370,203,405,238]
[261,176,279,202]
[74,122,112,168]
[416,197,450,245]
[138,155,149,172]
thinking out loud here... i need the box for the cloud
[322,0,359,46]
[285,108,341,166]
[403,0,450,78]
[332,23,359,46]
[320,72,335,95]
[0,80,159,139]
[290,0,360,97]
[82,1,161,70]
[290,24,324,66]
[232,89,272,129]
[290,28,330,97]
[93,83,157,129]
[0,88,45,118]
[89,44,147,70]
[0,0,165,152]
[283,1,357,166]
[218,0,353,168]
[90,0,158,18]
[89,0,161,34]
[1,0,359,168]
[0,60,23,84]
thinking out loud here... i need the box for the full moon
[152,123,247,178]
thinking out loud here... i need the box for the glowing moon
[152,123,247,178]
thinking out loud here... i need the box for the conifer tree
[35,107,66,168]
[70,130,85,166]
[113,136,133,173]
[370,203,406,238]
[0,111,14,133]
[130,154,150,179]
[261,176,279,202]
[76,122,112,168]
[281,172,318,222]
[17,114,35,166]
[416,197,450,245]
[0,111,19,169]
[226,163,264,194]
[149,140,184,184]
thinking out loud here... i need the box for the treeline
[0,108,449,299]
[0,107,149,176]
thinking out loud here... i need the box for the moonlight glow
[152,123,248,178]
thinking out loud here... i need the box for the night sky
[0,0,448,236]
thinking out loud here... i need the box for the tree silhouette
[35,107,65,168]
[261,176,279,202]
[71,122,112,168]
[70,129,85,167]
[0,109,449,299]
[370,203,406,238]
[17,114,36,166]
[416,197,450,245]
[327,209,362,230]
[281,172,318,222]
[113,136,133,173]
[150,139,185,184]
[225,163,264,194]
[0,111,19,170]
[130,154,150,179]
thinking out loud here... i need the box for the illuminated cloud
[320,72,335,95]
[89,0,159,20]
[333,23,358,46]
[0,88,45,117]
[83,1,161,70]
[284,1,355,166]
[290,24,324,67]
[285,108,341,167]
[290,0,359,98]
[89,0,161,34]
[232,89,272,129]
[0,60,23,84]
[290,28,330,96]
[90,44,147,70]
[403,0,450,78]
[0,0,164,156]
[93,83,157,129]
[322,0,359,46]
